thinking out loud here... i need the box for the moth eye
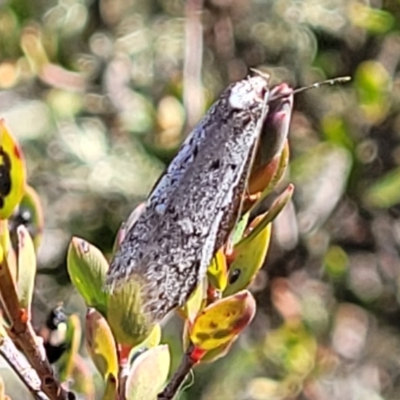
[229,269,241,284]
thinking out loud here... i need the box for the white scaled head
[228,75,269,110]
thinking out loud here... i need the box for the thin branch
[0,257,72,400]
[157,345,198,400]
[183,0,205,131]
[0,335,48,400]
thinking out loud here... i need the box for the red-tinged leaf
[189,290,256,351]
[245,184,294,244]
[0,120,26,220]
[197,338,236,363]
[249,142,290,213]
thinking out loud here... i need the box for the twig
[183,0,205,131]
[157,345,198,400]
[0,335,48,400]
[0,257,72,400]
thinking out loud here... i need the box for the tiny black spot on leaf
[229,269,241,284]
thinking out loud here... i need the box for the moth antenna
[271,76,351,101]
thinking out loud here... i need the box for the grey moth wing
[106,75,271,322]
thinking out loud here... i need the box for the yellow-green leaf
[264,323,317,378]
[107,279,153,347]
[10,185,44,251]
[103,374,118,400]
[67,237,109,315]
[245,184,293,245]
[125,345,171,400]
[223,221,271,297]
[180,277,206,323]
[0,220,16,282]
[85,308,118,380]
[355,61,390,124]
[0,120,26,220]
[189,290,256,351]
[16,225,36,312]
[207,249,228,291]
[364,167,400,209]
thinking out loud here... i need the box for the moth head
[228,75,269,110]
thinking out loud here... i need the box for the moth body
[106,75,293,324]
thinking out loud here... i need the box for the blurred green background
[1,0,400,399]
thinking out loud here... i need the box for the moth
[106,72,349,324]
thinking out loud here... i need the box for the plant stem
[0,257,72,400]
[157,345,198,400]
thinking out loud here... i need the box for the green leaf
[16,225,36,312]
[125,345,171,400]
[323,245,348,280]
[223,221,271,297]
[355,61,390,123]
[350,4,394,34]
[231,212,250,246]
[67,237,109,315]
[0,120,26,220]
[364,167,400,209]
[245,184,293,246]
[85,308,118,380]
[189,290,256,352]
[264,323,317,378]
[107,279,154,347]
[0,220,17,282]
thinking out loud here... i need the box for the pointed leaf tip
[16,225,36,312]
[67,237,109,314]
